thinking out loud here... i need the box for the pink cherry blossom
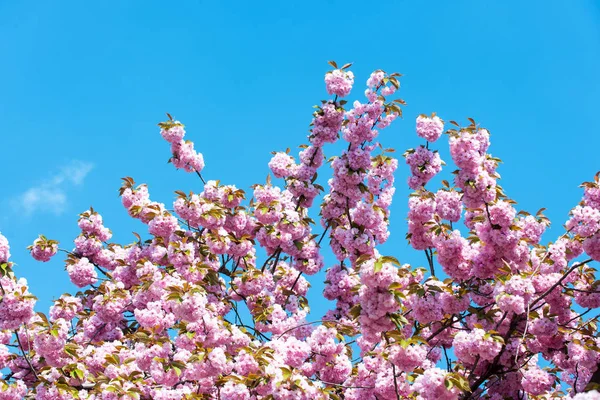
[0,62,597,399]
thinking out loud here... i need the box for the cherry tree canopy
[0,62,599,399]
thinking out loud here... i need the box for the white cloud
[15,160,94,216]
[21,187,67,216]
[58,160,95,185]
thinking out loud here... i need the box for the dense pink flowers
[521,365,555,395]
[159,120,205,173]
[171,140,205,172]
[325,68,354,97]
[405,146,443,189]
[0,380,26,400]
[366,70,385,88]
[66,257,98,287]
[453,328,502,364]
[310,102,344,146]
[0,63,598,399]
[583,232,600,261]
[0,280,35,332]
[435,189,462,222]
[416,114,444,143]
[435,230,473,279]
[567,205,600,238]
[449,127,490,171]
[29,235,58,262]
[449,126,498,208]
[160,121,185,143]
[0,233,10,263]
[495,275,535,315]
[413,368,460,400]
[268,152,296,178]
[148,212,179,239]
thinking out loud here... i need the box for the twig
[16,328,38,380]
[194,170,206,184]
[530,258,593,308]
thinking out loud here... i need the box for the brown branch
[531,258,593,309]
[15,328,38,380]
[194,170,206,184]
[463,315,521,399]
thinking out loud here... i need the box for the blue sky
[1,0,599,317]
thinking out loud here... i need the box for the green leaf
[74,368,84,380]
[444,378,453,390]
[280,367,292,380]
[380,255,401,266]
[374,260,383,273]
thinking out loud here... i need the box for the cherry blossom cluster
[0,62,597,400]
[401,116,600,397]
[160,119,205,173]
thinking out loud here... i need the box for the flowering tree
[0,61,599,400]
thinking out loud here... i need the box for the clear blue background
[1,0,599,318]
